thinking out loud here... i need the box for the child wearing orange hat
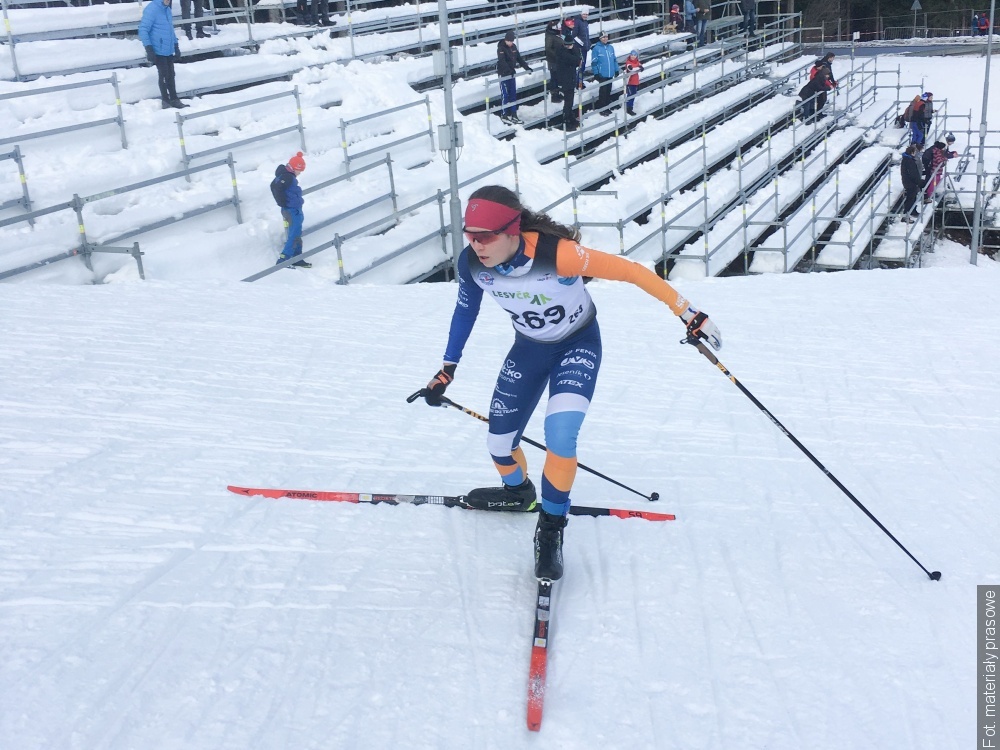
[269,152,310,268]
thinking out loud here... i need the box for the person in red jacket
[668,4,684,30]
[623,50,643,116]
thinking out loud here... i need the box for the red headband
[464,198,521,235]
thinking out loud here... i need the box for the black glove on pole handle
[406,390,659,503]
[681,336,941,582]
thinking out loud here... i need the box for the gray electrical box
[432,49,455,77]
[437,122,464,150]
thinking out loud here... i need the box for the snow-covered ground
[0,239,997,748]
[2,8,1000,744]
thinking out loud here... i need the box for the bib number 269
[504,304,584,330]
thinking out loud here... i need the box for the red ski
[527,579,553,731]
[226,485,676,522]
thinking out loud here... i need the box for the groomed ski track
[0,260,998,749]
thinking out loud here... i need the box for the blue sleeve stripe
[443,247,483,364]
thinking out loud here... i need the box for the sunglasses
[462,215,519,244]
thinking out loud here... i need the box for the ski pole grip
[681,335,719,365]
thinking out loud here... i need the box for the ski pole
[681,336,941,581]
[406,390,660,502]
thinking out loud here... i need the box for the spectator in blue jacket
[573,9,591,88]
[139,0,185,109]
[684,0,696,32]
[270,152,311,268]
[591,31,619,114]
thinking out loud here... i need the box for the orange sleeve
[554,239,690,316]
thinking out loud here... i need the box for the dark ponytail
[468,185,581,242]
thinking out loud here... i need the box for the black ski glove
[174,43,182,60]
[424,363,457,406]
[145,45,156,63]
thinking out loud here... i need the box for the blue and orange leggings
[486,321,602,517]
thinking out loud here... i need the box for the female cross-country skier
[422,185,722,581]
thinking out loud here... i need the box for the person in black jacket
[900,144,922,221]
[553,29,582,130]
[497,31,533,125]
[797,65,830,123]
[544,21,563,103]
[810,53,837,112]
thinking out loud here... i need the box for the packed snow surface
[1,243,998,748]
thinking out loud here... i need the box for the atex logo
[501,359,522,379]
[560,355,595,369]
[556,379,584,388]
[477,271,495,286]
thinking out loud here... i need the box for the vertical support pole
[386,154,399,216]
[333,234,348,284]
[571,187,580,234]
[227,152,243,224]
[340,118,350,175]
[424,95,434,153]
[131,242,145,280]
[293,86,307,152]
[512,145,520,196]
[72,194,94,273]
[564,127,570,182]
[437,0,463,276]
[436,189,449,262]
[3,0,23,82]
[484,77,492,136]
[176,111,192,182]
[660,192,667,269]
[417,5,423,51]
[347,0,355,59]
[244,0,256,49]
[663,144,670,195]
[111,73,128,149]
[13,145,32,224]
[971,0,995,266]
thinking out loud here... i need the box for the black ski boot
[465,478,536,511]
[533,510,567,580]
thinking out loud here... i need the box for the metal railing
[175,87,306,175]
[0,0,257,80]
[0,145,32,221]
[0,74,127,150]
[339,96,434,175]
[325,149,522,285]
[0,154,241,282]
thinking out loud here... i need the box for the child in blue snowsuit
[270,152,310,268]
